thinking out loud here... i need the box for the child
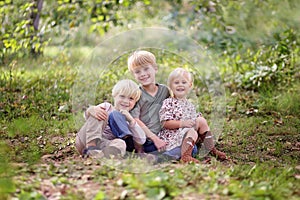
[127,50,170,154]
[159,68,227,163]
[75,79,146,159]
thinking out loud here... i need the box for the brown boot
[202,131,214,151]
[210,147,227,161]
[202,131,227,161]
[181,137,200,163]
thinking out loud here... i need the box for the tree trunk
[30,0,44,57]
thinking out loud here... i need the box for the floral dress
[158,97,200,151]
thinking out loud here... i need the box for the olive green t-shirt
[130,84,170,135]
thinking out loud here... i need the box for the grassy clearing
[0,55,299,199]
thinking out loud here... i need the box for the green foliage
[94,191,106,200]
[3,114,76,163]
[2,0,300,93]
[112,162,300,199]
[224,28,300,91]
[163,0,300,91]
[0,0,155,63]
[0,142,15,199]
[256,82,300,117]
[186,0,300,52]
[0,56,76,121]
[120,170,189,199]
[0,55,78,163]
[228,164,299,199]
[0,1,47,63]
[7,115,46,138]
[17,191,46,200]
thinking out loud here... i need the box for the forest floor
[8,125,300,200]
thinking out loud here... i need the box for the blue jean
[143,140,198,160]
[143,139,158,153]
[165,145,198,158]
[108,110,134,151]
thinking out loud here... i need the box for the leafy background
[1,0,300,199]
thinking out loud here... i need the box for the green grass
[1,55,299,199]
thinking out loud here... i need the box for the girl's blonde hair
[112,79,141,101]
[128,50,157,71]
[167,68,193,88]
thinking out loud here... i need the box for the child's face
[113,93,136,111]
[131,64,157,87]
[170,76,191,99]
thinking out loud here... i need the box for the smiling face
[167,68,193,99]
[111,79,141,111]
[169,75,192,99]
[128,51,158,87]
[131,64,157,87]
[113,93,137,111]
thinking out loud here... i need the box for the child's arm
[120,110,135,125]
[120,110,146,145]
[129,123,146,145]
[85,104,108,121]
[162,120,196,129]
[128,121,146,145]
[135,118,167,152]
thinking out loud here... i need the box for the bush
[223,28,299,91]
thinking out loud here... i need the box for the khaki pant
[75,116,126,156]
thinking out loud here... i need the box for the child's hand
[120,110,134,123]
[152,137,167,152]
[180,120,195,128]
[87,106,107,121]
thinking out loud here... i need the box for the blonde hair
[167,68,193,88]
[128,50,157,72]
[112,79,141,101]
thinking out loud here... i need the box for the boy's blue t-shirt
[130,84,170,135]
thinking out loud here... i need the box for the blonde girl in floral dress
[159,68,227,163]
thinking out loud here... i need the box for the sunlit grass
[44,46,93,61]
[1,39,299,200]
